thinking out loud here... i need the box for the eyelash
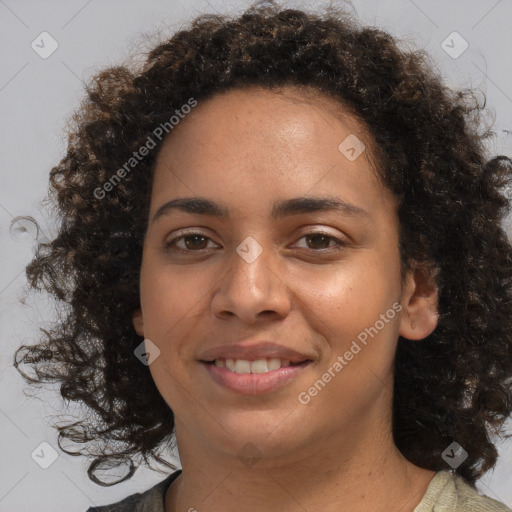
[163,230,348,255]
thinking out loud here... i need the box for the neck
[165,419,436,512]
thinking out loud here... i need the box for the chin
[207,416,309,459]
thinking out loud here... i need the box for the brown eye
[293,231,347,252]
[305,233,334,250]
[164,233,217,252]
[182,234,209,250]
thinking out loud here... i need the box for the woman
[14,2,512,511]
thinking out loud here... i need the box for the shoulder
[415,470,512,512]
[453,473,512,512]
[84,470,181,512]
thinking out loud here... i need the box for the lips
[198,341,314,394]
[201,359,312,394]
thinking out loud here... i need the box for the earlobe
[398,266,439,341]
[132,308,144,337]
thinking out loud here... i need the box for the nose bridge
[231,234,276,297]
[211,233,290,320]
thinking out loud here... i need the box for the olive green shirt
[86,469,512,511]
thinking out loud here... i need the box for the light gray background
[1,1,511,511]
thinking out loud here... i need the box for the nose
[210,237,292,324]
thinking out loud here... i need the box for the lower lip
[201,361,311,395]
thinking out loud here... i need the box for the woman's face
[133,86,437,464]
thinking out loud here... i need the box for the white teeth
[251,359,268,373]
[268,358,283,370]
[233,359,251,374]
[213,358,294,373]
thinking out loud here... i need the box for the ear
[132,308,145,337]
[398,265,439,341]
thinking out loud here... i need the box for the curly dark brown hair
[13,1,512,487]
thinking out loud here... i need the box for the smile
[211,357,298,373]
[201,359,312,394]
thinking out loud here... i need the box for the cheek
[298,261,401,418]
[138,267,209,385]
[298,252,401,341]
[140,262,206,332]
[140,267,202,407]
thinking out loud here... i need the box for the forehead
[164,85,368,146]
[154,86,378,168]
[149,85,390,218]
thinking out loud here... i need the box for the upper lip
[199,341,313,364]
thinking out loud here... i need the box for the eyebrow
[151,195,370,224]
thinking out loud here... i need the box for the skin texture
[132,86,439,512]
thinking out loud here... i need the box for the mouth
[200,358,313,394]
[201,357,309,374]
